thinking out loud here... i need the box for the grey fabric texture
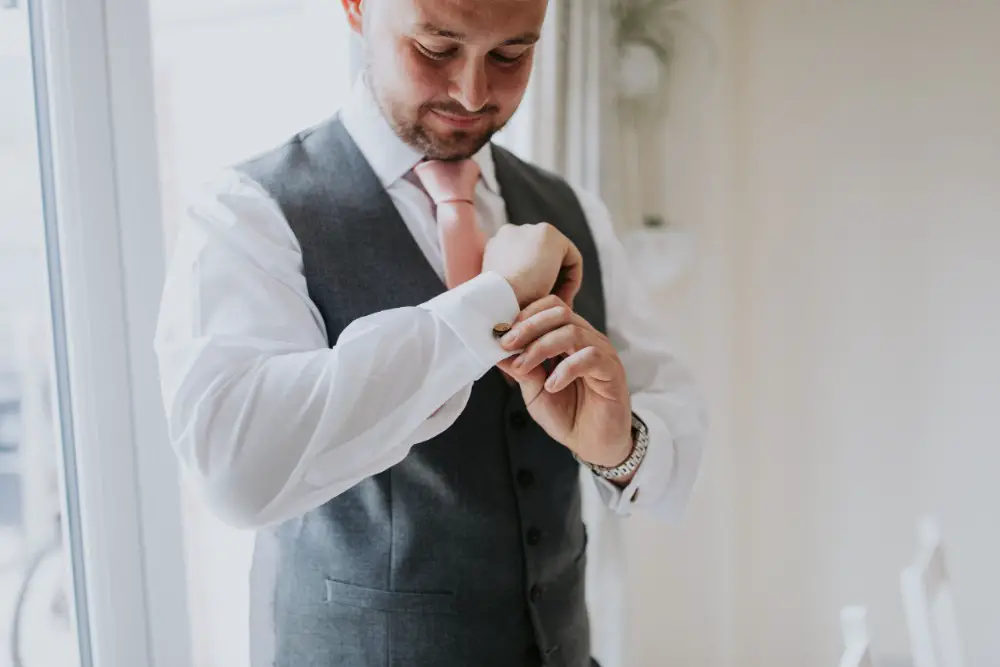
[239,117,607,667]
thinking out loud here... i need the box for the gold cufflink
[492,323,512,339]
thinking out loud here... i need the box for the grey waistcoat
[239,118,606,667]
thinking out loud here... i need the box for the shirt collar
[339,76,499,194]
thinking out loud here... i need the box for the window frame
[33,0,192,665]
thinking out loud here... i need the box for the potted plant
[612,0,686,100]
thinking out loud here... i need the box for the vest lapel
[492,145,536,229]
[322,119,447,307]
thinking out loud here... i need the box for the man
[154,0,706,664]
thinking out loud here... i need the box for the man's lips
[430,109,488,129]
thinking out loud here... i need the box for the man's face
[354,0,547,161]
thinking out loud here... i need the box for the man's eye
[491,50,527,65]
[417,44,457,61]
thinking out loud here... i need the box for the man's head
[342,0,547,161]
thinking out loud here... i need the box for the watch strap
[575,412,649,481]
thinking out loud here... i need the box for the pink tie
[414,159,486,289]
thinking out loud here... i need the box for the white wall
[733,1,1000,664]
[641,1,1000,665]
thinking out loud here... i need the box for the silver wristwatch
[575,413,649,481]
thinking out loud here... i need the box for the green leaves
[611,0,686,66]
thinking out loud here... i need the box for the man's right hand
[482,223,584,309]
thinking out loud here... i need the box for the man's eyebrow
[501,32,540,46]
[416,23,540,46]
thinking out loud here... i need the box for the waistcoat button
[517,469,535,488]
[526,527,541,546]
[509,410,528,429]
[529,584,544,603]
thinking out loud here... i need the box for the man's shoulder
[238,116,347,178]
[234,115,358,207]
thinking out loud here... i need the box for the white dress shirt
[154,79,706,531]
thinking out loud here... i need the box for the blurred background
[0,0,997,666]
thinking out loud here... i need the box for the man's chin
[422,131,494,161]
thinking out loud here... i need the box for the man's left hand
[497,295,634,472]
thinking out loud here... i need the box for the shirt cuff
[420,271,520,371]
[590,406,674,516]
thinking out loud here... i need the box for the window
[147,3,353,664]
[0,5,89,666]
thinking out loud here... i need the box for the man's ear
[341,0,365,35]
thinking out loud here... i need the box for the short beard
[365,67,506,161]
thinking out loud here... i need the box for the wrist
[501,275,530,309]
[590,435,634,469]
[575,413,649,484]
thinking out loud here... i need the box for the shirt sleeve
[154,169,519,529]
[569,185,708,523]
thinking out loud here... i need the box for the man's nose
[451,59,490,111]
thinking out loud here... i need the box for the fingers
[544,347,612,394]
[504,295,601,345]
[510,323,591,376]
[503,298,574,349]
[511,294,568,327]
[497,355,548,405]
[501,297,606,375]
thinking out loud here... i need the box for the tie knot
[413,159,481,206]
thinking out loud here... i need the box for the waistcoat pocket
[325,579,458,614]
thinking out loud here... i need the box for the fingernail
[545,374,559,391]
[501,330,518,347]
[512,355,525,369]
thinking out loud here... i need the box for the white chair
[900,518,966,667]
[839,606,876,667]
